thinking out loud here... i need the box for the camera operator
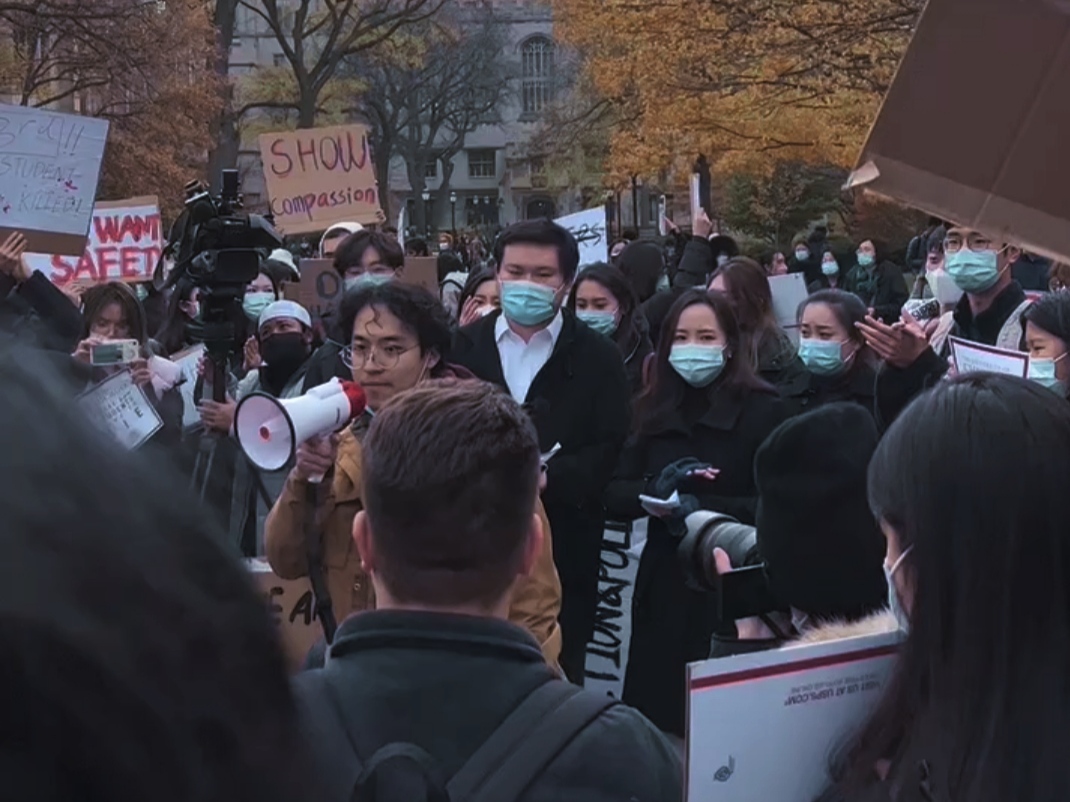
[679,403,890,658]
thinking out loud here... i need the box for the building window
[424,159,438,179]
[521,37,555,115]
[273,54,287,68]
[468,149,496,179]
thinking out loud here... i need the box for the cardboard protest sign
[23,197,162,286]
[687,631,901,801]
[400,256,438,296]
[247,559,323,672]
[555,208,608,267]
[0,103,109,255]
[259,124,380,235]
[284,259,341,328]
[846,0,1070,263]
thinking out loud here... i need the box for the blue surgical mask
[794,248,810,262]
[799,338,848,376]
[946,248,1001,294]
[500,280,558,327]
[669,343,726,387]
[577,309,618,337]
[857,252,875,268]
[345,273,392,292]
[1028,355,1067,394]
[243,291,274,321]
[821,260,839,277]
[134,283,149,302]
[884,545,913,634]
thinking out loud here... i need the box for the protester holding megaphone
[263,282,563,662]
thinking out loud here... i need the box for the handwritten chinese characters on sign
[258,124,380,235]
[0,103,109,256]
[77,370,163,451]
[555,208,608,267]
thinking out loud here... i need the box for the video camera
[678,511,786,623]
[154,169,284,362]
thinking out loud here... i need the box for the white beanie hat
[258,299,312,331]
[318,222,364,256]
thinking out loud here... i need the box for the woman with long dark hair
[567,263,654,395]
[155,276,201,356]
[709,256,807,394]
[604,289,789,737]
[820,373,1070,802]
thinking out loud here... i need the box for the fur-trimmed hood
[792,609,899,647]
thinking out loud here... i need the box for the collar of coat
[454,307,580,387]
[642,384,754,436]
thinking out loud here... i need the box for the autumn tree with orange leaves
[0,0,218,216]
[552,0,923,183]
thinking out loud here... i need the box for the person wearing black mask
[200,300,316,554]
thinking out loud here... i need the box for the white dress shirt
[495,311,564,403]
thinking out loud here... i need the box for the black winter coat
[451,309,631,679]
[604,383,789,735]
[616,314,655,396]
[782,360,878,419]
[0,270,83,353]
[293,611,683,802]
[842,260,909,325]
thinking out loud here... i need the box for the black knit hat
[754,403,887,621]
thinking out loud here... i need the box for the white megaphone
[234,378,367,474]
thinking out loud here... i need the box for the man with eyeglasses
[857,225,1032,426]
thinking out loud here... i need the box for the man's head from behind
[354,380,544,615]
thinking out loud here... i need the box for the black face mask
[259,332,309,393]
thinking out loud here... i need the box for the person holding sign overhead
[857,225,1032,426]
[0,230,84,354]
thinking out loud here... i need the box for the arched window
[521,36,554,115]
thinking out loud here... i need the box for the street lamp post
[421,189,431,240]
[449,191,457,235]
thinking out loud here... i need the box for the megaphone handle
[307,473,325,485]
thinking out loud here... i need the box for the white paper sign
[690,173,702,224]
[23,197,163,286]
[77,370,164,450]
[0,104,109,254]
[768,272,810,341]
[555,208,608,267]
[687,631,901,802]
[949,336,1029,378]
[171,344,206,430]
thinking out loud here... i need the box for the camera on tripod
[155,169,284,363]
[678,511,786,623]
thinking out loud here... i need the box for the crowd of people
[3,202,1070,802]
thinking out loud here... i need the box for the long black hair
[81,282,148,344]
[1022,289,1070,345]
[155,276,198,356]
[457,267,498,318]
[636,289,773,433]
[826,374,1070,802]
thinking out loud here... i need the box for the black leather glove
[649,458,713,499]
[663,493,701,538]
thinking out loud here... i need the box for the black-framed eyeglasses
[340,342,418,370]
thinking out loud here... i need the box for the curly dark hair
[81,282,148,344]
[338,281,454,377]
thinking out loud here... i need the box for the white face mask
[883,545,913,633]
[926,269,964,307]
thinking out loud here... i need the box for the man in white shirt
[451,220,631,683]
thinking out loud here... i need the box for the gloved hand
[663,493,701,538]
[649,458,714,500]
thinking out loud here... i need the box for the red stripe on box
[689,644,899,692]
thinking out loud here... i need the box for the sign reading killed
[24,197,162,286]
[259,124,380,235]
[0,103,109,256]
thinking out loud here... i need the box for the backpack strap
[448,680,618,802]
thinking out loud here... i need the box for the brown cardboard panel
[848,0,1070,261]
